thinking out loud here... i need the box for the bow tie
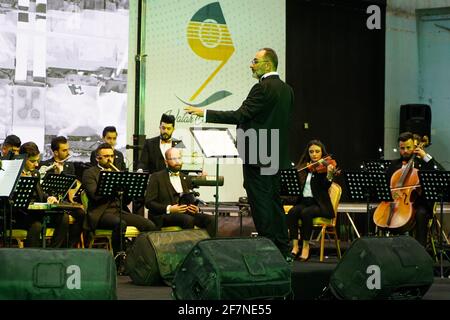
[161,140,172,145]
[169,171,180,177]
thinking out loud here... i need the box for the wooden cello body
[373,166,418,232]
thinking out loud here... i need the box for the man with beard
[382,131,443,247]
[90,126,126,171]
[185,48,294,260]
[138,114,184,174]
[145,148,214,236]
[83,143,158,255]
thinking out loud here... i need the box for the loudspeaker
[172,237,291,300]
[329,236,434,300]
[125,229,210,285]
[399,104,432,143]
[0,248,116,299]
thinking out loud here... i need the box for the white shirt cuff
[166,205,171,214]
[423,154,432,163]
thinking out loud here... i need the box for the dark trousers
[152,212,215,237]
[286,198,325,241]
[243,165,290,256]
[15,210,69,248]
[96,208,158,255]
[414,205,431,247]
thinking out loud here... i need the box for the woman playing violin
[379,132,443,247]
[286,140,338,261]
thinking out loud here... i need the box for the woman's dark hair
[294,139,329,170]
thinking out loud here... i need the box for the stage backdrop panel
[144,0,286,202]
[0,1,129,163]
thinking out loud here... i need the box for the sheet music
[0,159,24,197]
[191,128,239,158]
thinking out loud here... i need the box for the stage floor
[117,258,450,300]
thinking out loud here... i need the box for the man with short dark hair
[14,142,70,248]
[1,134,21,158]
[138,114,184,174]
[90,126,126,170]
[82,143,158,255]
[378,131,443,247]
[40,136,85,248]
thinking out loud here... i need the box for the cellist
[382,131,443,247]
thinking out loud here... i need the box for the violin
[373,135,429,232]
[298,155,340,177]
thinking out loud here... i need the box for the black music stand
[362,160,392,173]
[42,173,77,201]
[96,171,149,270]
[344,171,392,236]
[190,127,239,237]
[11,177,39,245]
[0,158,26,247]
[418,171,450,278]
[280,169,302,197]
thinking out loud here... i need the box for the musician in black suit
[185,48,294,258]
[82,143,157,255]
[137,114,183,174]
[382,132,443,247]
[1,134,21,158]
[40,136,84,247]
[14,142,69,248]
[145,148,214,236]
[90,126,126,171]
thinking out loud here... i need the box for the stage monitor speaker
[125,229,210,286]
[0,248,117,300]
[329,236,434,300]
[172,237,292,300]
[399,104,431,143]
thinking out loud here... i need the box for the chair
[284,182,343,262]
[5,229,28,248]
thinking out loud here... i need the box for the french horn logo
[178,2,234,107]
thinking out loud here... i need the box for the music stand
[96,171,150,269]
[41,173,77,201]
[362,160,392,173]
[344,171,393,236]
[280,169,302,197]
[190,127,239,237]
[418,171,450,278]
[0,158,26,247]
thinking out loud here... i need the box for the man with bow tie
[137,114,184,174]
[145,147,214,236]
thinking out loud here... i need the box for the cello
[373,136,429,232]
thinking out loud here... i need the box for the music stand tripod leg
[114,191,127,275]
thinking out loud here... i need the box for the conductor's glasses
[251,58,268,65]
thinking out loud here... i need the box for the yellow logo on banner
[185,2,234,105]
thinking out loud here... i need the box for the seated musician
[39,136,85,248]
[1,134,21,159]
[14,142,70,248]
[89,126,126,171]
[82,143,158,255]
[285,140,338,261]
[145,148,214,237]
[379,132,443,247]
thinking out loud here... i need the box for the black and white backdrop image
[0,0,129,163]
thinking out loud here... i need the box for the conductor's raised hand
[184,106,204,117]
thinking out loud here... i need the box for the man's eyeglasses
[251,58,268,65]
[167,157,182,161]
